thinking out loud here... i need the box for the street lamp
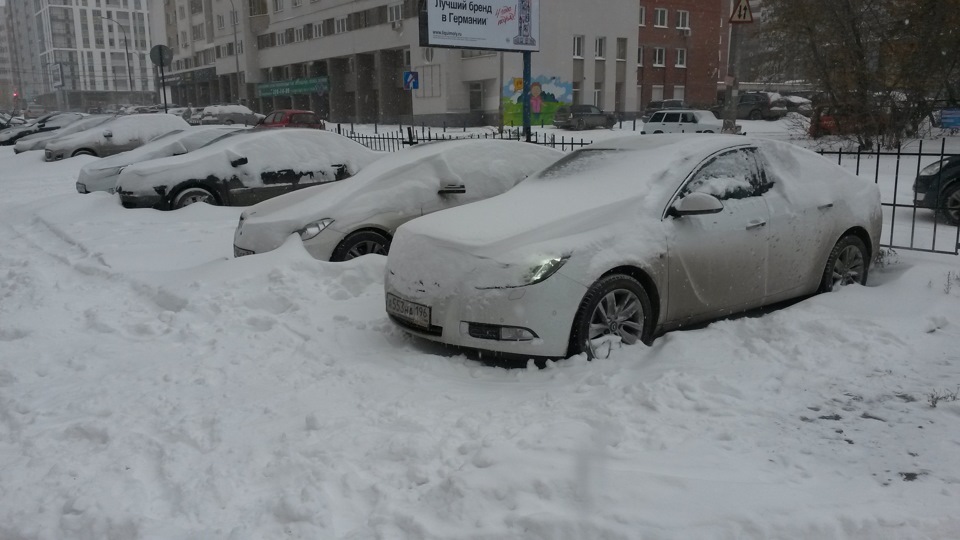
[97,15,134,97]
[228,0,243,104]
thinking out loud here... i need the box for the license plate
[386,293,431,328]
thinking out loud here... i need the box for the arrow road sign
[730,0,754,23]
[403,71,419,91]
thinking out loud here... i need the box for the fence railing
[337,124,594,152]
[819,139,959,255]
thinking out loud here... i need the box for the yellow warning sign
[730,0,754,23]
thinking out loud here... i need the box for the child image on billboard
[501,76,573,127]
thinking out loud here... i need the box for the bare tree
[760,0,960,149]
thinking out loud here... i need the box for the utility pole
[228,0,243,104]
[723,0,753,134]
[98,16,134,101]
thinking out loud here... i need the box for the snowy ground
[1,122,959,539]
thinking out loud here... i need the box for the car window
[588,106,601,114]
[263,112,280,124]
[682,148,763,200]
[650,112,665,123]
[664,112,681,123]
[291,113,318,124]
[681,112,696,122]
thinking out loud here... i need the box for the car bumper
[385,269,587,358]
[45,150,65,161]
[117,190,164,209]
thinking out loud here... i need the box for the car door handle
[818,203,834,210]
[746,220,767,230]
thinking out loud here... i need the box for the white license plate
[386,294,431,328]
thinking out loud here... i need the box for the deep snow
[1,121,959,539]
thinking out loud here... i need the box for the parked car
[713,92,787,121]
[232,139,563,261]
[76,126,248,194]
[553,105,618,130]
[255,109,325,130]
[0,112,85,146]
[199,104,261,126]
[914,156,960,225]
[44,114,190,160]
[1,111,26,130]
[640,99,685,122]
[384,134,882,359]
[23,104,47,119]
[781,95,813,117]
[641,109,722,134]
[14,115,114,154]
[116,129,383,210]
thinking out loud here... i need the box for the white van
[642,109,723,134]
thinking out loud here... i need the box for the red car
[256,109,325,130]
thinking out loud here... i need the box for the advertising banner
[420,0,539,52]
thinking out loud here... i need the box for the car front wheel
[749,109,763,120]
[819,235,869,292]
[939,184,960,225]
[172,186,218,209]
[330,230,391,261]
[569,274,652,358]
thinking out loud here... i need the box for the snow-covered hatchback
[385,134,882,359]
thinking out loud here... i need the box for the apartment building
[0,1,15,110]
[162,0,728,125]
[5,0,157,111]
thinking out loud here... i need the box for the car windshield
[146,129,185,143]
[533,149,627,181]
[199,130,247,147]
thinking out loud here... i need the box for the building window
[312,22,322,38]
[637,45,643,66]
[276,31,286,45]
[651,84,664,101]
[231,10,239,24]
[192,23,205,40]
[572,81,581,105]
[573,35,583,58]
[654,8,667,27]
[673,85,685,101]
[335,16,347,34]
[594,37,605,59]
[639,5,645,26]
[180,30,188,47]
[654,47,665,66]
[677,10,689,29]
[469,82,483,111]
[178,5,185,18]
[388,3,403,22]
[273,0,283,12]
[295,27,304,41]
[292,0,301,6]
[217,14,224,29]
[676,48,686,67]
[616,38,627,61]
[594,82,603,108]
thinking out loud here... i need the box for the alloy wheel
[831,244,865,287]
[588,289,645,345]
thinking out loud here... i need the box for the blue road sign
[403,71,419,91]
[941,109,960,129]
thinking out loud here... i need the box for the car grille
[234,245,255,258]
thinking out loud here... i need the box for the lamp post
[98,16,134,98]
[228,0,243,104]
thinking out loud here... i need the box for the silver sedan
[384,135,883,359]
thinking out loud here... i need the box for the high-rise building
[5,0,158,111]
[0,1,16,110]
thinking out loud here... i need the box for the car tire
[72,149,97,157]
[330,230,391,262]
[702,130,714,134]
[749,109,763,120]
[653,130,663,134]
[569,274,653,358]
[939,184,960,226]
[818,235,869,293]
[172,186,218,210]
[224,120,234,125]
[575,119,586,131]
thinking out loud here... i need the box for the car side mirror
[669,192,724,217]
[102,129,113,138]
[438,184,466,195]
[230,156,248,167]
[170,141,188,156]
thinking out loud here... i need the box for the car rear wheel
[819,235,869,292]
[575,118,586,130]
[172,186,217,209]
[749,109,763,120]
[72,149,96,157]
[939,184,960,225]
[330,230,391,261]
[569,274,652,358]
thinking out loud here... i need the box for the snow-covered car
[76,125,248,194]
[1,112,85,146]
[14,115,114,154]
[116,129,383,210]
[1,111,26,130]
[641,109,722,134]
[384,134,883,359]
[44,114,190,160]
[232,139,564,261]
[199,104,260,126]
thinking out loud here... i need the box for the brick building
[637,0,727,109]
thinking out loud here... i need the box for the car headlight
[476,255,570,290]
[298,218,334,241]
[920,160,944,176]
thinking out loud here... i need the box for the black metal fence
[818,140,959,255]
[337,124,594,152]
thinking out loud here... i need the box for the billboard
[419,0,540,52]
